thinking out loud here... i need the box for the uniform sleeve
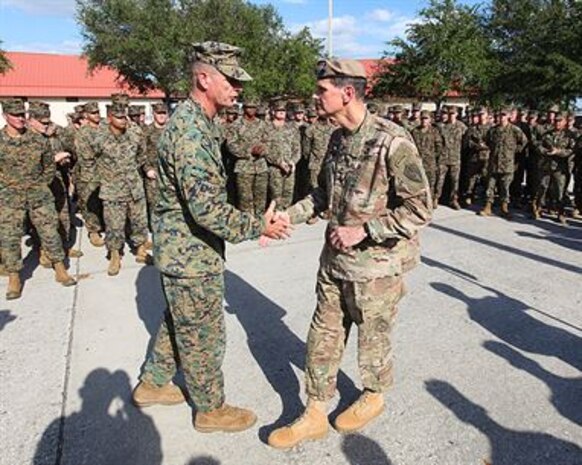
[175,132,265,243]
[514,126,528,153]
[226,123,253,160]
[41,139,57,185]
[290,128,302,165]
[365,137,432,241]
[144,129,158,173]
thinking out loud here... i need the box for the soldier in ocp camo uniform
[266,101,302,209]
[304,113,334,191]
[226,101,269,216]
[143,102,169,229]
[462,107,491,205]
[479,108,527,218]
[0,98,77,300]
[435,105,467,209]
[132,42,291,433]
[411,110,443,201]
[78,103,152,275]
[268,59,432,449]
[532,113,576,224]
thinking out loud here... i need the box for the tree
[372,0,496,108]
[485,0,582,108]
[76,0,322,100]
[0,41,12,75]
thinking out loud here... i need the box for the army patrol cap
[293,105,305,114]
[420,110,432,119]
[109,103,127,118]
[243,100,258,108]
[306,107,317,118]
[272,101,287,112]
[555,112,566,121]
[392,105,404,114]
[2,98,26,115]
[527,110,538,118]
[367,102,378,113]
[225,106,239,115]
[84,102,100,113]
[74,104,86,113]
[316,59,367,80]
[128,105,144,117]
[446,105,458,114]
[152,103,168,114]
[547,104,560,113]
[28,101,51,121]
[412,103,422,111]
[499,107,512,115]
[474,106,487,115]
[192,41,252,82]
[111,92,130,106]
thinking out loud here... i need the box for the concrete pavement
[1,206,581,465]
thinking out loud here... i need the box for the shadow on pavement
[0,309,17,331]
[341,433,393,465]
[33,368,162,465]
[135,265,165,338]
[426,379,582,465]
[430,282,582,372]
[430,223,582,275]
[515,230,582,251]
[224,270,359,443]
[484,340,582,426]
[185,457,220,465]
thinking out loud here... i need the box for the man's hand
[146,169,157,180]
[251,145,265,157]
[329,225,367,252]
[260,202,293,245]
[54,152,71,164]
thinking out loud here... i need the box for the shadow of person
[515,230,582,251]
[484,340,582,426]
[224,270,358,443]
[135,265,166,338]
[185,457,221,465]
[341,433,393,465]
[430,282,582,372]
[0,310,17,332]
[33,368,162,465]
[425,379,582,465]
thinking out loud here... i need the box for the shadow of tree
[426,379,582,465]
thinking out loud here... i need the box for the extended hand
[329,225,367,252]
[54,151,71,164]
[262,201,293,240]
[146,169,157,180]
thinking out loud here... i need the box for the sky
[0,0,481,59]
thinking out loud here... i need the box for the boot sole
[132,398,185,408]
[6,293,22,300]
[268,430,328,449]
[334,405,385,434]
[194,417,257,434]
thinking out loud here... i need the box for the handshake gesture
[260,201,293,246]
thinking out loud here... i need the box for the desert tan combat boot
[267,400,328,449]
[88,232,105,247]
[500,201,511,219]
[479,201,492,216]
[531,202,541,220]
[54,262,77,287]
[450,199,461,210]
[39,248,52,268]
[67,248,84,258]
[135,244,152,264]
[132,381,185,408]
[108,250,121,276]
[194,404,257,433]
[334,390,384,433]
[6,272,22,300]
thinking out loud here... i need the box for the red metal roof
[0,52,164,98]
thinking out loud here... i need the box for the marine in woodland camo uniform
[304,116,334,191]
[411,110,443,199]
[463,107,491,204]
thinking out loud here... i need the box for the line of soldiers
[0,94,171,299]
[370,103,581,224]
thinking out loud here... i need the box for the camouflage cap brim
[216,63,253,82]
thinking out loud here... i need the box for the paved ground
[1,206,581,465]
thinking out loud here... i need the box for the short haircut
[328,77,367,100]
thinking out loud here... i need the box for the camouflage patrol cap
[243,100,258,108]
[192,41,252,82]
[446,105,458,114]
[256,106,267,116]
[272,101,287,112]
[392,105,404,113]
[475,106,487,114]
[316,59,367,80]
[128,105,144,117]
[527,110,538,118]
[84,102,100,113]
[28,101,51,121]
[412,103,422,111]
[2,98,26,115]
[555,112,566,121]
[293,105,305,114]
[109,103,127,118]
[367,102,378,113]
[547,104,560,113]
[499,107,512,115]
[111,92,130,106]
[226,106,239,115]
[420,110,431,119]
[306,107,317,118]
[74,104,85,113]
[152,103,168,114]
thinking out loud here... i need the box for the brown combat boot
[572,208,581,219]
[132,381,185,408]
[432,198,439,209]
[267,400,328,449]
[194,404,257,433]
[334,390,385,433]
[557,212,567,225]
[39,248,52,269]
[450,200,461,210]
[54,262,77,287]
[88,232,105,247]
[500,201,511,219]
[108,250,121,276]
[531,202,541,220]
[144,239,153,250]
[479,202,492,216]
[6,272,22,300]
[67,248,84,258]
[135,244,152,264]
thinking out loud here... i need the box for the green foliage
[373,0,495,106]
[0,41,12,75]
[76,0,323,100]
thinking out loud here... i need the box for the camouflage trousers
[309,168,321,191]
[102,197,148,252]
[141,273,226,412]
[535,169,568,211]
[0,202,65,273]
[236,172,268,217]
[574,166,582,211]
[464,159,488,198]
[144,178,157,231]
[50,176,72,244]
[76,182,103,234]
[485,172,514,204]
[422,165,437,199]
[435,163,460,202]
[268,167,295,210]
[305,268,404,401]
